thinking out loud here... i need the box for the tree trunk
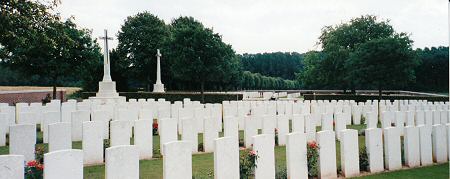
[52,84,57,100]
[201,82,205,104]
[378,89,382,102]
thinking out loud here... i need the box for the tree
[240,52,303,80]
[414,47,449,92]
[117,12,170,91]
[0,0,102,98]
[347,36,418,98]
[298,15,397,91]
[168,16,239,102]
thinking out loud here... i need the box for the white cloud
[57,0,449,54]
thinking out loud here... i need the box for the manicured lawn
[1,124,448,178]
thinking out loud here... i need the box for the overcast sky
[57,0,448,54]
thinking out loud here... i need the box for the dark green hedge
[80,92,242,103]
[303,94,448,103]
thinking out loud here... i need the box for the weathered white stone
[244,116,257,148]
[321,113,333,131]
[17,112,35,125]
[440,110,448,124]
[61,102,76,123]
[395,111,405,136]
[335,113,347,140]
[105,145,139,179]
[381,111,392,129]
[43,111,60,143]
[304,114,316,142]
[366,112,378,129]
[340,129,359,177]
[44,149,83,179]
[317,130,337,179]
[110,120,133,146]
[276,115,289,145]
[432,110,441,125]
[203,117,218,152]
[10,124,36,161]
[253,134,275,179]
[214,137,239,179]
[91,110,110,139]
[352,105,362,125]
[414,110,425,126]
[404,126,420,167]
[418,125,433,166]
[432,124,448,163]
[424,110,433,126]
[405,111,415,127]
[286,132,308,179]
[71,110,90,141]
[0,155,24,179]
[384,127,402,170]
[83,121,104,165]
[48,122,72,152]
[194,108,205,133]
[291,114,304,133]
[134,120,153,159]
[262,115,276,134]
[0,114,7,146]
[223,116,239,141]
[365,128,384,173]
[181,118,198,153]
[163,141,192,179]
[159,118,178,154]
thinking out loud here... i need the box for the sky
[57,0,448,54]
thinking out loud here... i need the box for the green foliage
[414,47,449,92]
[307,141,319,177]
[0,0,102,96]
[360,146,369,172]
[240,52,303,80]
[275,165,288,179]
[117,12,170,90]
[168,16,240,93]
[348,36,418,91]
[239,149,258,179]
[240,71,300,90]
[302,94,448,102]
[80,92,242,103]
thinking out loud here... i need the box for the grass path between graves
[0,124,448,178]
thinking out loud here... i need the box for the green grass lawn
[1,124,448,178]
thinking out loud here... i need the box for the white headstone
[181,118,198,153]
[163,141,192,179]
[291,114,305,133]
[9,124,36,161]
[48,122,72,152]
[223,116,239,142]
[432,124,448,163]
[276,115,289,146]
[203,117,218,152]
[286,132,308,179]
[71,110,90,141]
[110,120,133,146]
[366,112,378,129]
[244,116,257,148]
[340,129,360,177]
[105,145,139,179]
[404,126,420,167]
[321,113,333,131]
[384,127,402,170]
[317,130,337,179]
[214,137,239,179]
[253,134,275,179]
[0,155,24,179]
[335,113,347,140]
[43,111,60,143]
[262,115,276,134]
[0,114,7,146]
[44,149,83,179]
[365,128,384,173]
[418,125,433,166]
[82,121,104,165]
[134,120,153,160]
[305,114,316,142]
[91,110,110,139]
[159,118,178,154]
[415,111,425,126]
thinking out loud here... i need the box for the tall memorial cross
[153,49,165,92]
[99,29,113,82]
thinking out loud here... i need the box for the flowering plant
[239,149,258,179]
[25,160,43,179]
[307,141,319,177]
[274,128,279,146]
[152,121,158,135]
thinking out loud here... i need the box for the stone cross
[156,49,162,84]
[99,29,113,82]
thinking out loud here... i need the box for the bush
[25,160,43,179]
[80,91,242,103]
[240,149,258,179]
[359,146,369,172]
[307,141,319,177]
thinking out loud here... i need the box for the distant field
[0,86,81,95]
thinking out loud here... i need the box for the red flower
[152,122,158,129]
[308,141,318,149]
[27,160,38,167]
[36,164,44,171]
[249,150,257,156]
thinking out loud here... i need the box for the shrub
[307,141,319,177]
[359,146,369,171]
[35,146,45,163]
[25,160,43,179]
[240,149,258,179]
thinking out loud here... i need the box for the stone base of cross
[153,83,165,93]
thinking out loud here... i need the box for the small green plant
[35,146,45,163]
[240,149,258,179]
[198,143,204,152]
[359,146,369,171]
[307,141,319,177]
[275,165,287,179]
[25,160,43,179]
[274,128,279,146]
